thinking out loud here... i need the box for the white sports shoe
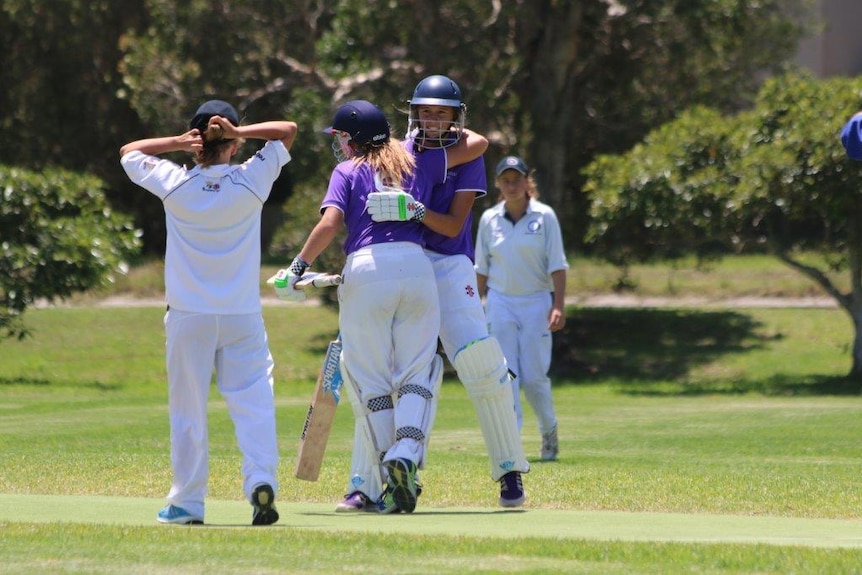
[157,504,203,525]
[540,427,559,461]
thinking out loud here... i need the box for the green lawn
[1,299,861,573]
[84,252,848,302]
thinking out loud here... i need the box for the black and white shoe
[251,484,279,526]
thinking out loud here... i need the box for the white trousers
[427,251,489,358]
[485,289,558,435]
[430,251,529,480]
[339,242,440,466]
[163,310,278,518]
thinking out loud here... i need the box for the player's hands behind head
[203,116,237,143]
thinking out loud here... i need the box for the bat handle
[310,274,342,288]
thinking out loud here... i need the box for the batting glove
[270,257,309,302]
[366,191,426,223]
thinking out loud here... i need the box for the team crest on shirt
[202,181,221,193]
[465,284,475,297]
[526,219,542,234]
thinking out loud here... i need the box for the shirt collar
[493,198,533,218]
[196,164,233,177]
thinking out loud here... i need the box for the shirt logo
[527,220,542,234]
[203,181,221,193]
[465,284,475,297]
[141,158,159,172]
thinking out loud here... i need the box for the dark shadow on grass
[754,373,860,396]
[616,373,861,397]
[552,307,768,385]
[552,307,860,396]
[0,376,122,391]
[0,376,51,386]
[298,509,527,517]
[308,332,339,356]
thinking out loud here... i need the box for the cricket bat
[294,336,343,481]
[294,272,342,288]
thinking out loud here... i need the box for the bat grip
[313,274,342,287]
[296,273,342,288]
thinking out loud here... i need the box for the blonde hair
[193,124,243,167]
[352,137,416,186]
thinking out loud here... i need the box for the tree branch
[236,56,424,109]
[774,251,851,311]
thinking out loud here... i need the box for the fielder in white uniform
[362,75,530,509]
[120,100,296,525]
[475,156,569,461]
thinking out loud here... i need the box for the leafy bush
[0,165,141,338]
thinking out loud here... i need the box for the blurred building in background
[796,0,862,77]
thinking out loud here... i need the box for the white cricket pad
[452,337,530,480]
[340,355,388,500]
[389,354,443,469]
[420,354,444,468]
[452,336,510,384]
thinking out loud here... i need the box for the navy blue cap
[323,100,390,145]
[495,156,529,177]
[189,100,239,132]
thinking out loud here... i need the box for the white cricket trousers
[163,310,279,519]
[339,242,440,467]
[427,251,488,359]
[485,289,558,435]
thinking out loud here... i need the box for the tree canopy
[0,166,140,338]
[0,0,812,254]
[584,73,862,376]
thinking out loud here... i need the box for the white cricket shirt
[474,198,569,296]
[120,141,290,313]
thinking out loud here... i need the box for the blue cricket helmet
[407,75,467,148]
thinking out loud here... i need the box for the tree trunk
[515,2,588,247]
[848,197,862,379]
[851,310,862,378]
[772,249,862,378]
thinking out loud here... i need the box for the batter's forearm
[421,190,475,238]
[422,210,463,238]
[298,223,338,265]
[446,130,488,167]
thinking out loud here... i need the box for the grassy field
[2,288,862,573]
[77,252,849,303]
[566,253,849,298]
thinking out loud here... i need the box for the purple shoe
[335,491,374,513]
